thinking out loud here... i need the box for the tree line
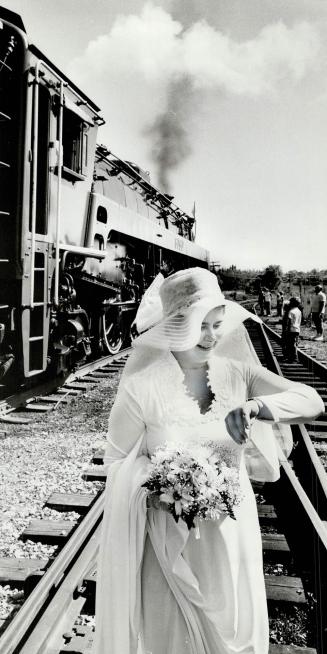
[212,265,327,294]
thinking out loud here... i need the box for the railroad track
[0,349,131,653]
[0,327,326,653]
[258,321,327,498]
[246,319,327,654]
[0,348,131,424]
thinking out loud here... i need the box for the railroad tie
[0,557,48,587]
[265,574,306,604]
[82,466,107,482]
[62,383,92,392]
[57,388,83,395]
[38,394,72,404]
[20,519,78,544]
[0,413,33,424]
[306,430,327,441]
[257,503,278,523]
[99,364,123,373]
[262,533,290,562]
[92,449,104,464]
[305,420,327,430]
[45,492,98,513]
[24,402,56,412]
[85,372,119,379]
[306,421,327,440]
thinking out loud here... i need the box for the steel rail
[0,494,104,654]
[65,346,131,382]
[277,442,327,549]
[0,347,132,418]
[254,319,327,527]
[258,321,327,502]
[241,301,327,503]
[250,317,327,652]
[0,348,131,648]
[18,525,102,654]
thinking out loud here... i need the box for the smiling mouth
[197,343,215,350]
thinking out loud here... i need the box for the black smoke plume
[145,77,194,193]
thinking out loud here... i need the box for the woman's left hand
[225,400,260,445]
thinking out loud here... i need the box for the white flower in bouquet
[143,441,243,533]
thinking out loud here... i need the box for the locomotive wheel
[103,317,123,355]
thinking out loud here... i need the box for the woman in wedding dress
[94,268,323,654]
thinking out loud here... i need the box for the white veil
[214,323,292,481]
[124,273,292,482]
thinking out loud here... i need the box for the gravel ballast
[0,372,122,623]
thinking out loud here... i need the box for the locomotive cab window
[97,206,108,224]
[61,107,88,181]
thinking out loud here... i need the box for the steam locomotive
[0,7,210,383]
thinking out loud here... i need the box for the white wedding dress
[94,351,323,654]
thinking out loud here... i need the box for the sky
[2,0,327,272]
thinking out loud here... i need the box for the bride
[94,267,323,654]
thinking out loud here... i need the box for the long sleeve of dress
[242,363,324,423]
[104,381,146,465]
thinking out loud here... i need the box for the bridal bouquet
[143,441,243,533]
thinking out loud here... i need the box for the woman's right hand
[225,400,260,445]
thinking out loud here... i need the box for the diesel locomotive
[0,7,210,383]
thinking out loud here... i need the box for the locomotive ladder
[0,52,14,327]
[26,60,104,376]
[24,61,63,376]
[0,69,12,267]
[0,108,11,263]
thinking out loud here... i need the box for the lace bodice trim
[148,352,235,426]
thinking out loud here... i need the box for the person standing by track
[311,285,326,341]
[283,297,302,362]
[276,291,284,317]
[257,287,265,316]
[263,288,272,316]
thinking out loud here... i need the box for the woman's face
[197,306,226,351]
[172,306,226,368]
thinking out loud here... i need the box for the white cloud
[181,20,321,94]
[67,3,322,186]
[71,4,182,83]
[69,3,321,97]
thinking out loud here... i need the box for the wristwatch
[247,397,264,415]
